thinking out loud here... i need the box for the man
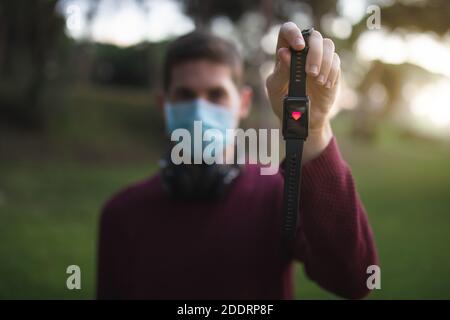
[97,22,378,299]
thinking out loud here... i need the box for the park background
[1,0,450,299]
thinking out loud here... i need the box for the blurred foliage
[91,43,157,88]
[380,0,450,35]
[182,0,337,26]
[0,0,449,132]
[1,0,449,138]
[0,0,69,129]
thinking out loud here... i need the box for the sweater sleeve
[281,137,378,299]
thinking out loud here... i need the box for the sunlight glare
[411,80,450,128]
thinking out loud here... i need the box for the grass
[0,159,156,299]
[1,85,450,299]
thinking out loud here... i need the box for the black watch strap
[282,28,312,241]
[283,139,304,238]
[288,38,309,97]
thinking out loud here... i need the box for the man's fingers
[267,48,291,90]
[270,26,341,91]
[275,22,305,61]
[316,38,334,85]
[326,53,341,88]
[306,30,323,77]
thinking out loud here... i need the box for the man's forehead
[170,60,233,89]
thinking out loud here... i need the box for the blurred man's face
[166,59,252,120]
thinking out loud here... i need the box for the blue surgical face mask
[164,98,237,147]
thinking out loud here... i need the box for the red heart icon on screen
[291,111,302,120]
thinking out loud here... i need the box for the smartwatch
[282,28,313,240]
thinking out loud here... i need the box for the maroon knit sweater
[96,137,378,299]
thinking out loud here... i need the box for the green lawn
[1,85,450,299]
[0,160,155,299]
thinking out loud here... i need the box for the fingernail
[325,80,332,88]
[317,74,325,84]
[309,65,319,76]
[295,38,304,47]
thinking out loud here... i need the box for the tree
[0,0,66,129]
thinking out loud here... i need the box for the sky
[59,0,195,45]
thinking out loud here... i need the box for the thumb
[267,47,291,95]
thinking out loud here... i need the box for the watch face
[283,98,309,139]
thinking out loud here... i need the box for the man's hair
[163,30,243,91]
